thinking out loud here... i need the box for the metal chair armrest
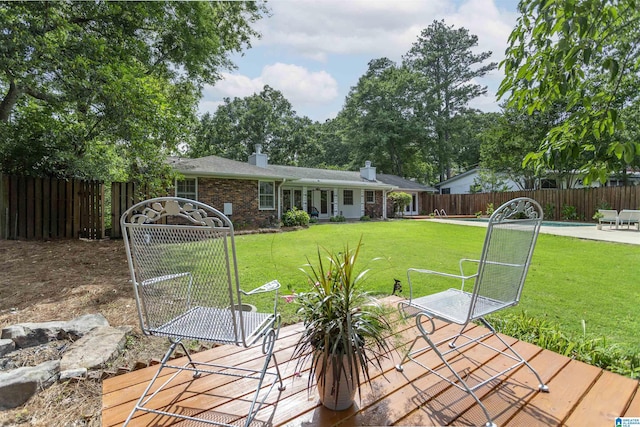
[141,272,193,286]
[240,279,281,295]
[406,267,477,301]
[459,259,481,291]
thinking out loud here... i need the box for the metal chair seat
[150,306,273,344]
[407,288,511,324]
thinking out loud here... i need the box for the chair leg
[243,327,285,427]
[175,338,201,377]
[123,339,184,426]
[479,318,549,392]
[397,314,551,427]
[410,315,497,427]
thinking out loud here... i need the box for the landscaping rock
[59,326,128,371]
[0,360,60,409]
[60,313,110,340]
[0,339,15,357]
[59,367,88,381]
[1,313,109,349]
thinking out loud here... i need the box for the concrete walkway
[430,218,640,245]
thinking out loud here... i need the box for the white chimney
[248,144,268,168]
[360,160,376,181]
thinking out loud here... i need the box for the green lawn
[233,221,640,350]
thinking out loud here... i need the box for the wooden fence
[421,186,640,221]
[3,177,640,240]
[109,182,152,239]
[0,175,104,240]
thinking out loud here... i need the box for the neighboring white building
[436,168,519,195]
[436,167,640,195]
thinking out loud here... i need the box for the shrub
[387,191,412,216]
[330,215,346,222]
[561,204,578,220]
[359,215,371,221]
[485,203,494,216]
[488,311,640,379]
[282,207,310,227]
[543,202,555,220]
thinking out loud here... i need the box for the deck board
[103,303,639,427]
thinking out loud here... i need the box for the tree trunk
[0,80,22,123]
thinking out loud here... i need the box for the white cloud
[199,0,519,120]
[199,64,339,116]
[255,0,454,61]
[261,63,338,105]
[447,0,519,63]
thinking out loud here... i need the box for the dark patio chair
[310,206,319,219]
[396,197,549,427]
[121,197,285,426]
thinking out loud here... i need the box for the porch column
[333,188,338,217]
[382,190,388,219]
[302,187,308,212]
[360,189,365,217]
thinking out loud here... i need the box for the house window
[259,181,275,210]
[283,189,303,210]
[441,188,451,195]
[294,190,302,209]
[176,178,197,199]
[343,189,353,205]
[365,190,375,204]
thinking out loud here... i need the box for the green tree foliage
[450,111,498,172]
[479,105,555,189]
[189,85,309,165]
[342,58,425,179]
[499,0,640,184]
[469,169,512,193]
[403,20,497,182]
[0,1,266,188]
[295,117,351,169]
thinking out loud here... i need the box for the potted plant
[291,238,393,411]
[593,211,604,229]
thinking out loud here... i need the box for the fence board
[109,182,152,239]
[0,175,103,240]
[421,187,640,221]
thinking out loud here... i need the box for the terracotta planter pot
[315,354,359,411]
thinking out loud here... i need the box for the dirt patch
[0,238,169,426]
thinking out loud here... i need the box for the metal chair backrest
[121,197,247,344]
[470,197,543,319]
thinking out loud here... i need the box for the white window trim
[259,180,276,210]
[175,177,197,200]
[343,189,354,206]
[365,190,375,204]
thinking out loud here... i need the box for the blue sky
[199,0,520,123]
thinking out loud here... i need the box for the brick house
[169,145,435,229]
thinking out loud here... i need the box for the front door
[308,190,332,219]
[320,190,329,215]
[404,192,418,215]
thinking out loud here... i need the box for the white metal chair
[618,209,640,230]
[598,209,619,229]
[396,197,549,427]
[121,197,285,426]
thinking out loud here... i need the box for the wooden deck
[103,298,640,426]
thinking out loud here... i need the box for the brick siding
[197,177,280,229]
